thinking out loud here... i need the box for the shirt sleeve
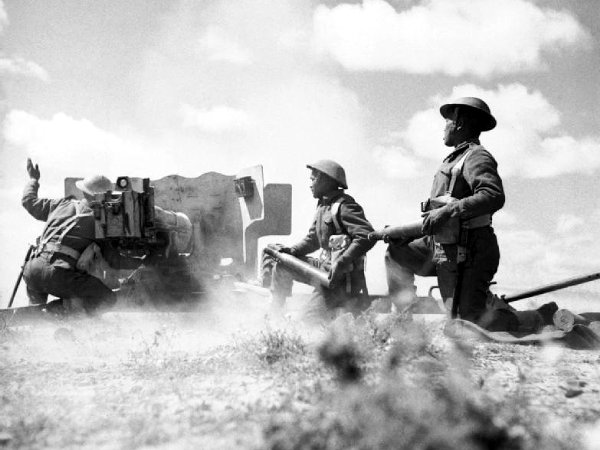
[21,180,65,221]
[291,215,320,256]
[447,148,505,219]
[337,200,375,265]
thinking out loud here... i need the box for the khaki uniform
[263,189,375,320]
[22,180,140,313]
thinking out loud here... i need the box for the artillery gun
[4,165,291,316]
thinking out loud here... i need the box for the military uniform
[22,179,141,313]
[263,189,375,320]
[387,139,505,324]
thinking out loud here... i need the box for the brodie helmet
[440,97,497,131]
[306,159,348,189]
[75,174,113,195]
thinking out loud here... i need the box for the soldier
[21,158,142,315]
[262,159,375,321]
[371,97,509,329]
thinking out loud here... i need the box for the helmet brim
[440,103,496,132]
[306,164,348,189]
[75,178,112,195]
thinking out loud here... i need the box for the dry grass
[0,301,598,449]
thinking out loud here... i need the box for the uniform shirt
[22,179,140,270]
[291,190,375,266]
[431,140,505,220]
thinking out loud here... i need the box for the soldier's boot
[535,302,559,326]
[61,297,88,317]
[44,298,68,316]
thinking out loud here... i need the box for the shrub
[253,329,306,364]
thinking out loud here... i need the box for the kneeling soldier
[371,98,508,329]
[22,159,142,315]
[262,160,375,321]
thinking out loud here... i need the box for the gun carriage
[5,166,291,314]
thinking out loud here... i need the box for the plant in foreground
[253,329,306,364]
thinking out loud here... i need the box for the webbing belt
[39,242,81,260]
[463,214,492,229]
[446,150,471,197]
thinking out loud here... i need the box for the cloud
[3,111,124,160]
[198,26,253,64]
[0,56,49,81]
[181,104,255,133]
[384,83,600,178]
[133,0,372,202]
[494,212,600,293]
[0,3,48,83]
[2,111,133,184]
[0,1,7,31]
[492,210,518,227]
[313,0,590,77]
[1,109,248,184]
[371,144,422,178]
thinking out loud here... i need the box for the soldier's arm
[290,217,320,256]
[21,179,65,221]
[447,149,505,219]
[338,201,375,264]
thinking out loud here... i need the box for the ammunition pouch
[323,234,366,295]
[423,195,461,244]
[329,234,351,265]
[423,195,492,245]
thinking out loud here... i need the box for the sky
[1,0,599,305]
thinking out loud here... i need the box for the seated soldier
[261,159,375,322]
[22,158,142,315]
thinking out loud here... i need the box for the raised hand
[27,158,40,181]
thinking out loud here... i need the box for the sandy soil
[1,297,600,450]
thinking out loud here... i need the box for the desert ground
[1,293,600,450]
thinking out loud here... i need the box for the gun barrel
[504,271,600,303]
[264,247,330,289]
[153,206,193,253]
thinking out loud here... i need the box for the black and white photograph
[1,0,600,448]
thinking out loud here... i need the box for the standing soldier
[262,160,375,321]
[371,98,509,329]
[21,158,142,315]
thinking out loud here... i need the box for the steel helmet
[75,174,113,195]
[440,97,496,131]
[306,159,348,189]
